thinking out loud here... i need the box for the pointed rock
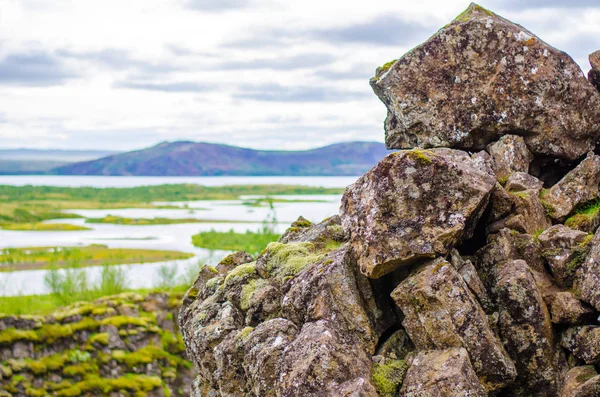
[371,3,600,160]
[341,148,495,278]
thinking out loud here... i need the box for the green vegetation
[0,245,193,272]
[240,197,329,207]
[192,229,280,255]
[0,252,203,315]
[0,222,90,231]
[85,215,257,225]
[262,242,331,280]
[371,359,409,397]
[0,184,342,205]
[406,149,433,165]
[565,198,600,229]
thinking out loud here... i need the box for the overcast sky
[1,0,599,151]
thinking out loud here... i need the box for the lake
[0,176,356,296]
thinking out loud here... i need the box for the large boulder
[341,148,495,278]
[370,4,600,160]
[391,258,516,391]
[542,152,600,222]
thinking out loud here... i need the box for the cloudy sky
[1,0,599,151]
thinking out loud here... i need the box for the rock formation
[179,3,600,397]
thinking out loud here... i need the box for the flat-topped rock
[371,3,600,160]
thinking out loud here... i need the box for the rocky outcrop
[0,292,194,397]
[371,3,600,160]
[179,3,600,397]
[341,148,495,278]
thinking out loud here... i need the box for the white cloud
[0,0,598,150]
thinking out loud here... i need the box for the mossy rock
[371,359,409,397]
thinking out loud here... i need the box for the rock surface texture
[179,3,600,397]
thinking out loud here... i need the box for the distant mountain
[0,149,119,175]
[53,141,390,176]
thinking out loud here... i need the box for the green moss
[239,326,254,340]
[326,224,344,236]
[37,318,99,344]
[205,276,222,291]
[512,191,529,198]
[263,242,326,280]
[533,228,545,238]
[541,199,556,217]
[454,3,494,23]
[224,262,257,285]
[565,213,593,230]
[100,315,150,329]
[406,149,433,166]
[293,218,312,228]
[52,374,162,396]
[566,235,594,277]
[7,359,28,372]
[240,279,270,310]
[110,345,185,368]
[89,332,110,346]
[371,359,409,397]
[62,362,96,377]
[0,328,39,345]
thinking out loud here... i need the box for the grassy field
[0,184,341,226]
[85,215,259,225]
[0,184,342,203]
[0,245,194,272]
[1,222,91,231]
[191,229,280,255]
